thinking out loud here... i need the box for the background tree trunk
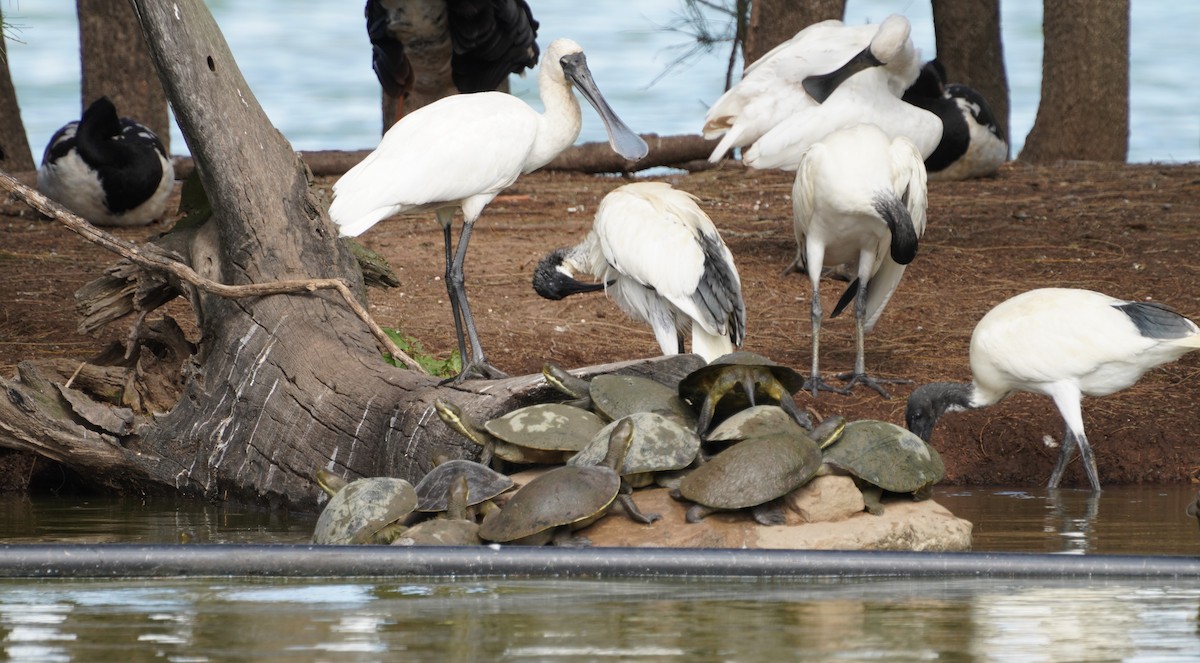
[78,0,170,153]
[0,6,35,172]
[930,0,1010,151]
[743,0,845,67]
[1019,0,1129,163]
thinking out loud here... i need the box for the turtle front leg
[750,499,788,526]
[617,492,661,524]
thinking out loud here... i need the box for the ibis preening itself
[366,0,540,120]
[36,96,174,227]
[901,59,1007,180]
[906,288,1200,492]
[532,182,745,363]
[789,123,927,398]
[329,38,648,381]
[703,14,921,164]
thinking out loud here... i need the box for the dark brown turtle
[478,418,660,546]
[311,470,417,545]
[678,351,811,434]
[394,475,482,547]
[819,419,945,515]
[414,458,514,513]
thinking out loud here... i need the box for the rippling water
[4,1,1196,162]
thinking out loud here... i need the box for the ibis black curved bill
[560,52,649,161]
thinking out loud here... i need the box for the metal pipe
[1,544,1198,579]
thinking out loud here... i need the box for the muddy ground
[1,160,1198,490]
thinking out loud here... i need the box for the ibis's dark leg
[805,275,849,397]
[437,209,470,367]
[837,275,910,399]
[445,216,508,382]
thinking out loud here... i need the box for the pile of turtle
[311,352,945,547]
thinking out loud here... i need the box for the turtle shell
[678,351,805,403]
[312,476,417,545]
[821,420,945,494]
[678,430,822,510]
[705,405,803,442]
[568,412,700,476]
[484,403,604,452]
[589,373,695,424]
[477,465,620,542]
[414,459,514,513]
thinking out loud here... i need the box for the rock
[786,475,865,523]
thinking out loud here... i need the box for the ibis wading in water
[37,96,174,227]
[329,38,647,381]
[906,288,1200,492]
[532,182,746,363]
[789,123,927,398]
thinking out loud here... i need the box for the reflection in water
[2,578,1200,661]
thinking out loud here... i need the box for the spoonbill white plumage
[900,59,1007,180]
[37,96,174,227]
[789,123,927,397]
[532,182,746,363]
[906,288,1200,493]
[703,14,920,164]
[329,38,647,381]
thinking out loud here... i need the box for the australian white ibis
[906,287,1200,492]
[36,96,174,227]
[329,37,647,381]
[789,123,928,398]
[901,59,1007,180]
[532,182,745,363]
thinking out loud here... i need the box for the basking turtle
[676,415,843,525]
[568,412,701,487]
[820,419,945,515]
[705,405,810,444]
[542,361,593,409]
[484,403,604,455]
[434,399,579,467]
[478,418,660,546]
[678,351,811,434]
[311,470,417,545]
[414,458,514,513]
[588,373,696,425]
[395,475,482,546]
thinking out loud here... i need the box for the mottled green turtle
[484,403,604,454]
[311,470,417,545]
[395,475,482,547]
[676,415,843,525]
[820,419,945,515]
[434,399,576,467]
[567,412,701,487]
[678,351,811,434]
[414,458,514,513]
[478,418,660,546]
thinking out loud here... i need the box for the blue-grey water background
[3,0,1197,164]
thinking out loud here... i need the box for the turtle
[567,411,701,487]
[675,415,844,525]
[311,469,417,545]
[705,404,810,444]
[478,418,661,546]
[542,361,593,409]
[413,458,514,513]
[677,351,811,434]
[819,419,945,515]
[394,475,482,546]
[434,399,581,467]
[588,373,696,426]
[484,403,604,455]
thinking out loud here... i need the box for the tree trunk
[0,6,34,172]
[78,0,171,154]
[743,0,845,67]
[0,0,702,512]
[930,0,1010,151]
[1019,0,1129,163]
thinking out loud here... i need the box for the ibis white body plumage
[906,288,1200,492]
[791,123,928,397]
[532,182,745,363]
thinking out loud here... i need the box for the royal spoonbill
[703,14,919,163]
[906,288,1200,492]
[901,59,1007,180]
[532,182,745,363]
[330,38,647,381]
[789,123,927,398]
[366,0,539,120]
[37,96,174,227]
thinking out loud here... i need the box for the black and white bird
[703,14,921,164]
[366,0,539,120]
[532,182,746,363]
[906,288,1200,492]
[36,96,174,227]
[789,123,928,397]
[901,59,1007,180]
[329,38,647,381]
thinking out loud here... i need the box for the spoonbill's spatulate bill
[906,288,1200,492]
[329,38,647,381]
